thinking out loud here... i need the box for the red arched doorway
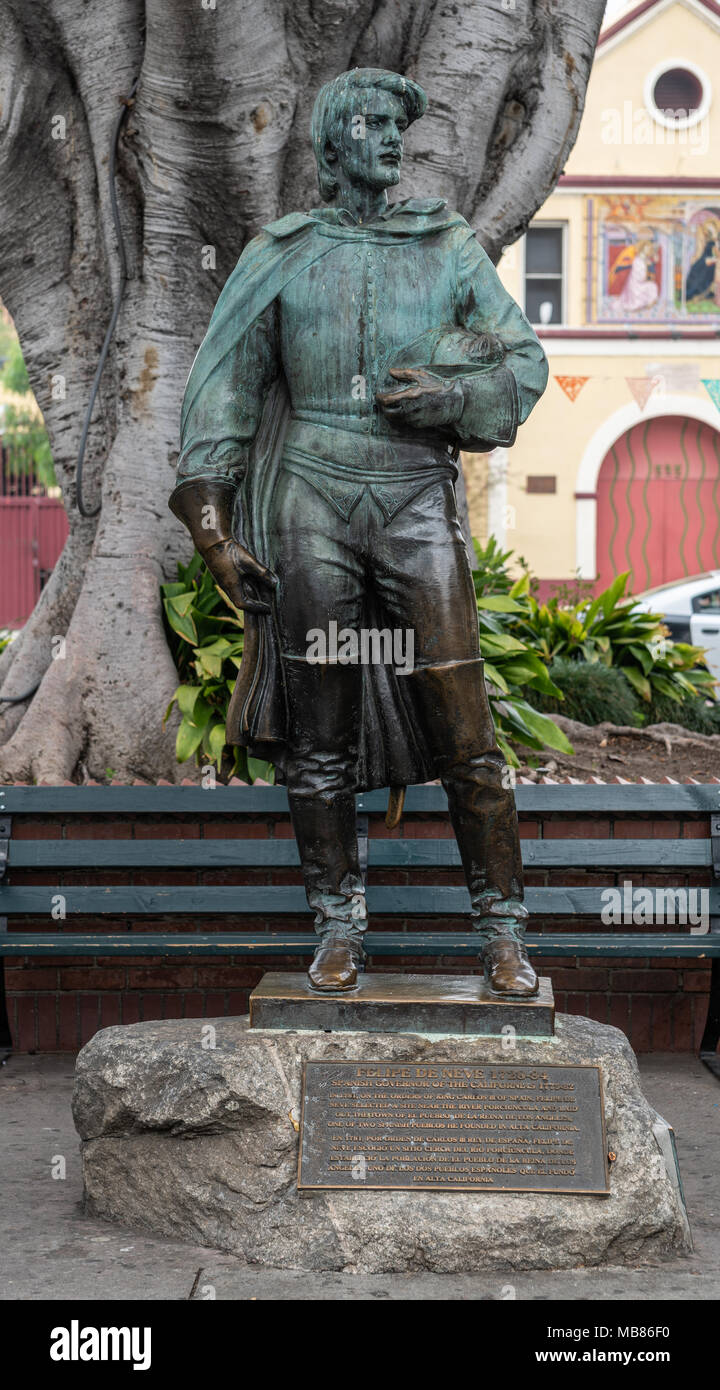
[595,415,720,594]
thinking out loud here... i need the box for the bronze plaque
[298,1061,609,1194]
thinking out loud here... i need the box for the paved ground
[1,1051,718,1301]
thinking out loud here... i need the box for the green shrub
[643,692,720,735]
[531,657,640,727]
[161,553,273,783]
[162,541,717,780]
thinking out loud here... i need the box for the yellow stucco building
[467,0,720,598]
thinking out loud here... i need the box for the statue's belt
[279,417,457,523]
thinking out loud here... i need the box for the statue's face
[333,89,407,192]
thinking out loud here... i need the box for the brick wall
[3,804,713,1054]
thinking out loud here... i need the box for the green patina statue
[169,68,549,996]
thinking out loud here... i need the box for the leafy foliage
[0,337,56,487]
[520,570,716,709]
[471,539,573,764]
[529,656,641,727]
[163,541,716,781]
[161,553,274,783]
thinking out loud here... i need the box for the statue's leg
[269,470,367,991]
[370,479,537,997]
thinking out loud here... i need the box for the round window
[653,67,703,118]
[644,60,711,130]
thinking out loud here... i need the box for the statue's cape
[179,200,468,790]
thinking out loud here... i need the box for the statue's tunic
[177,200,548,793]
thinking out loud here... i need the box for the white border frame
[643,57,712,130]
[574,393,720,579]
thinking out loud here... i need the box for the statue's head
[311,68,427,203]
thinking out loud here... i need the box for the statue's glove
[376,367,465,431]
[203,538,278,616]
[169,475,277,616]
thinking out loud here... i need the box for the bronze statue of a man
[169,68,549,997]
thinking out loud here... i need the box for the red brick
[13,820,63,840]
[544,821,610,839]
[99,994,122,1029]
[65,822,133,839]
[671,996,694,1051]
[127,966,197,990]
[5,966,58,990]
[611,969,678,992]
[79,995,100,1045]
[683,969,712,992]
[133,870,197,886]
[134,821,201,839]
[204,992,225,1016]
[403,821,454,839]
[694,1006,710,1051]
[518,821,539,838]
[36,997,57,1050]
[183,991,205,1018]
[202,820,269,838]
[227,990,249,1016]
[139,995,165,1022]
[121,995,141,1025]
[162,994,183,1019]
[14,996,36,1050]
[613,819,680,839]
[195,967,262,989]
[566,992,588,1017]
[682,820,709,839]
[59,967,126,990]
[547,967,609,991]
[58,995,79,1050]
[630,996,652,1052]
[651,998,672,1051]
[585,995,608,1026]
[608,994,631,1036]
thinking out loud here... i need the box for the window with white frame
[524,223,566,326]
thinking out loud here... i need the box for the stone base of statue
[72,1003,691,1273]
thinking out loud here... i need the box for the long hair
[310,68,427,203]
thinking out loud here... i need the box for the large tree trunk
[0,0,604,782]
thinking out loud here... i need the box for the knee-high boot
[283,658,366,991]
[403,657,538,997]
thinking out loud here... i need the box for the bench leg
[0,961,11,1061]
[700,957,720,1081]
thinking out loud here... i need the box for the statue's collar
[263,198,463,242]
[318,197,449,227]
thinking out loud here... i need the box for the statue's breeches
[268,466,526,945]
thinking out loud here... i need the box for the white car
[634,571,720,681]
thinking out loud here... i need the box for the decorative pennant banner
[702,379,720,412]
[625,377,660,411]
[554,375,589,402]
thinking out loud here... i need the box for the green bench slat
[2,784,720,813]
[0,931,717,957]
[6,837,712,869]
[1,884,718,914]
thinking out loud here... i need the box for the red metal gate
[595,415,720,594]
[0,497,68,628]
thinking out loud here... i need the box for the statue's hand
[205,539,278,615]
[377,367,464,430]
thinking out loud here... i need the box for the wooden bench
[1,783,718,1072]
